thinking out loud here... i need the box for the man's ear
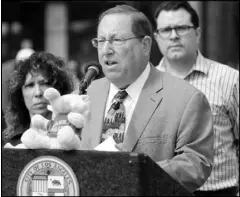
[142,36,152,55]
[195,27,201,45]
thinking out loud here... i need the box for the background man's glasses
[156,25,195,39]
[92,36,144,48]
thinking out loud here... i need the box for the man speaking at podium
[75,4,214,193]
[4,4,213,194]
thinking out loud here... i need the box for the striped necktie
[101,90,128,144]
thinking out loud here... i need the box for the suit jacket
[79,65,214,193]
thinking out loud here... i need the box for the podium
[2,149,193,196]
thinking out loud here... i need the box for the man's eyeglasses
[91,36,144,48]
[156,25,195,39]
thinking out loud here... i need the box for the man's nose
[169,29,179,39]
[102,41,114,55]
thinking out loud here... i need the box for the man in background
[153,1,239,196]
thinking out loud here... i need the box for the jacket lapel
[122,66,164,151]
[83,78,110,149]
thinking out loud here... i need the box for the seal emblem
[17,156,79,196]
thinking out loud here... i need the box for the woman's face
[22,72,51,118]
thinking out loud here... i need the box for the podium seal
[17,156,79,196]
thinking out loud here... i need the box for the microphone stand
[78,80,88,95]
[72,79,88,140]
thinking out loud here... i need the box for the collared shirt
[105,62,150,135]
[156,51,239,191]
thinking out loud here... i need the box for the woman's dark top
[7,132,23,146]
[2,124,29,147]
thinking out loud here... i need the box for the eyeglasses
[156,25,195,39]
[91,36,144,48]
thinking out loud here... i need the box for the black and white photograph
[2,1,239,196]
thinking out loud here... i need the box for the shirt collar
[194,50,210,75]
[158,50,210,76]
[109,62,151,102]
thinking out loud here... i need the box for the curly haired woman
[2,51,73,147]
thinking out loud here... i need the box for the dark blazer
[79,65,214,192]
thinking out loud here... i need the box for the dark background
[2,1,239,69]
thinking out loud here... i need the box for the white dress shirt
[156,51,239,191]
[104,62,151,135]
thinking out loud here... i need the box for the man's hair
[3,51,73,141]
[98,4,153,39]
[153,1,199,30]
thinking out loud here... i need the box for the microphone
[79,61,103,95]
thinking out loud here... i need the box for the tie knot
[111,90,128,110]
[114,90,128,100]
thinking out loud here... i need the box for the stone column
[44,2,68,60]
[188,1,204,51]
